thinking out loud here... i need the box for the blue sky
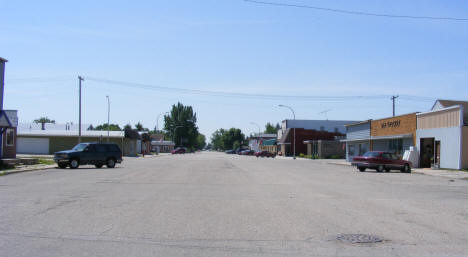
[2,0,468,138]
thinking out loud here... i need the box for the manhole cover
[336,234,383,243]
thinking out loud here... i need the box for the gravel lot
[1,152,467,257]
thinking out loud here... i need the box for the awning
[370,133,413,140]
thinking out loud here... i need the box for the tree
[195,133,206,150]
[94,123,122,131]
[163,102,199,149]
[135,122,148,132]
[123,123,132,130]
[210,128,245,151]
[87,125,94,131]
[34,117,55,130]
[265,122,278,134]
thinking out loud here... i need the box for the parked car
[171,147,186,154]
[352,151,411,173]
[54,142,122,169]
[254,151,276,158]
[240,150,254,155]
[225,149,235,154]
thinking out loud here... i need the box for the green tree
[195,133,206,150]
[33,117,55,130]
[123,123,132,130]
[135,122,148,132]
[94,123,122,131]
[265,122,278,134]
[163,102,199,149]
[211,128,245,151]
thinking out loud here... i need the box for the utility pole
[391,95,399,117]
[106,95,110,142]
[78,76,84,143]
[279,105,296,160]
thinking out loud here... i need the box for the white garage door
[17,137,50,154]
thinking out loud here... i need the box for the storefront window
[388,139,403,155]
[348,145,355,156]
[6,129,14,146]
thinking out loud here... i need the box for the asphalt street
[0,152,467,257]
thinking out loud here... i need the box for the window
[334,127,339,133]
[320,126,325,131]
[348,145,355,156]
[96,144,108,152]
[6,129,14,146]
[363,152,381,158]
[388,139,403,154]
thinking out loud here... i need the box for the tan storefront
[370,113,417,155]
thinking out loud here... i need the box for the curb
[0,164,57,176]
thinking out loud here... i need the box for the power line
[243,0,468,21]
[84,76,435,103]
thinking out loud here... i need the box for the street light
[250,122,261,136]
[278,104,296,159]
[155,111,170,132]
[106,95,110,142]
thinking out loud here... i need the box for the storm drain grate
[336,234,383,244]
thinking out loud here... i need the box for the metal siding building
[343,121,371,161]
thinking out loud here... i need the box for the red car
[254,151,276,158]
[352,151,411,173]
[171,147,186,154]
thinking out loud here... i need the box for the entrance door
[435,141,441,166]
[420,138,435,168]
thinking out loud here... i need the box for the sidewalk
[1,164,57,176]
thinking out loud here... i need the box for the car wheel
[401,164,411,173]
[106,158,116,168]
[376,165,384,173]
[58,163,68,169]
[358,167,366,172]
[385,168,391,172]
[69,159,80,169]
[95,163,103,168]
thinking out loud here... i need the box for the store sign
[381,120,401,129]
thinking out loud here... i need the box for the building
[277,119,357,157]
[370,113,417,156]
[151,140,175,153]
[248,133,276,152]
[416,100,468,169]
[342,120,371,162]
[259,138,276,153]
[0,57,19,159]
[17,130,138,156]
[304,140,345,159]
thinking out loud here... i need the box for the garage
[17,137,49,154]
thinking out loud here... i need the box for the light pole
[78,76,84,143]
[155,111,170,132]
[106,95,110,142]
[172,125,183,145]
[250,122,261,135]
[279,104,296,159]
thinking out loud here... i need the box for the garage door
[17,137,50,154]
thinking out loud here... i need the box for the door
[81,144,97,164]
[435,141,441,166]
[17,137,49,154]
[420,138,435,168]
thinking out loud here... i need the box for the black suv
[54,142,123,169]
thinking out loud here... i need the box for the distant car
[352,151,411,173]
[54,142,122,169]
[254,151,276,158]
[171,147,186,154]
[240,150,254,155]
[225,150,235,154]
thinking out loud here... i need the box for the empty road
[1,152,467,257]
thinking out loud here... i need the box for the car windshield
[72,143,88,151]
[363,152,381,157]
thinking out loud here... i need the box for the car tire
[106,158,116,168]
[58,163,68,169]
[358,167,366,172]
[401,164,411,173]
[95,163,103,168]
[69,159,80,169]
[376,165,384,173]
[385,168,391,172]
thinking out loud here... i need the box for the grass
[38,159,55,165]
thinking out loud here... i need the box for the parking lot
[1,152,468,257]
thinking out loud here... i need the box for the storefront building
[416,101,468,169]
[343,120,371,161]
[370,113,417,156]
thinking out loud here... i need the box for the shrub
[299,153,305,158]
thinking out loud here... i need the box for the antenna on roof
[318,109,332,120]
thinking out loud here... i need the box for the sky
[2,0,468,138]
